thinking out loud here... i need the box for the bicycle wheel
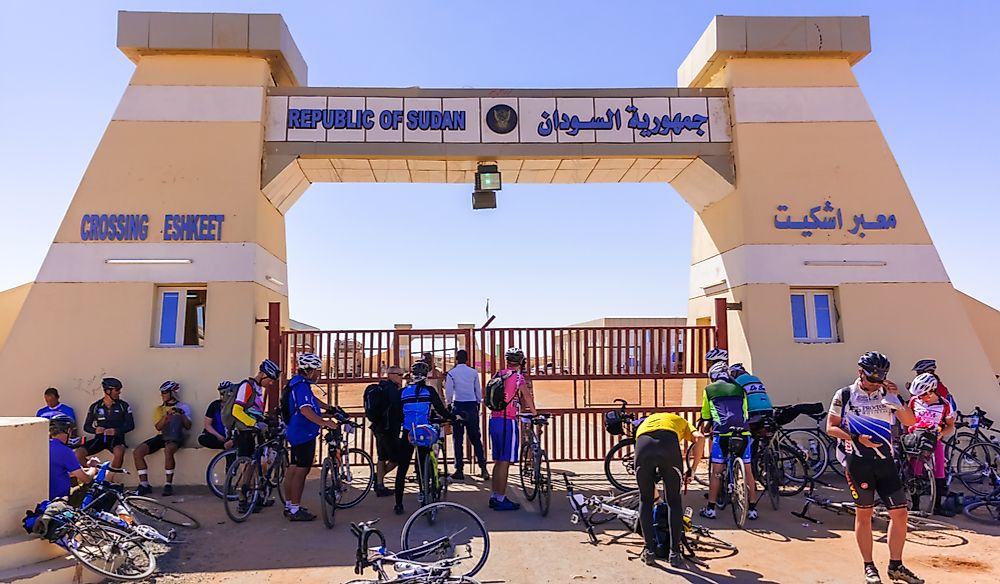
[337,448,375,509]
[320,456,340,529]
[65,519,156,581]
[401,501,490,577]
[963,498,1000,524]
[685,441,710,487]
[947,431,978,471]
[905,459,936,516]
[537,449,552,517]
[763,448,780,510]
[826,438,845,477]
[604,438,637,492]
[519,443,538,501]
[124,496,200,529]
[224,456,260,523]
[776,445,808,496]
[956,441,1000,497]
[266,448,289,505]
[206,448,237,499]
[779,429,828,480]
[729,460,749,528]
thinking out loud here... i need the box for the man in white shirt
[446,350,489,481]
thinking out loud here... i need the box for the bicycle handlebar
[613,398,628,409]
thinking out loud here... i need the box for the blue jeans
[452,401,487,472]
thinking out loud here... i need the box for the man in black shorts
[76,377,134,474]
[370,366,405,497]
[827,352,924,584]
[633,412,705,568]
[133,381,192,496]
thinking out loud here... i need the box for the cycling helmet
[705,348,728,363]
[410,361,431,383]
[857,351,891,382]
[912,359,937,374]
[48,416,74,436]
[729,362,748,378]
[259,359,281,380]
[101,377,123,391]
[217,380,233,392]
[159,380,180,394]
[909,372,938,397]
[505,347,525,363]
[297,352,323,371]
[708,361,731,382]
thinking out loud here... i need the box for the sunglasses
[862,374,885,384]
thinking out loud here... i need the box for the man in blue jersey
[284,353,338,522]
[729,363,773,422]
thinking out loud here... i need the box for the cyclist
[394,360,454,515]
[699,361,758,520]
[634,412,706,568]
[904,372,956,516]
[198,381,234,450]
[911,359,957,413]
[75,378,134,473]
[283,352,337,522]
[827,351,923,584]
[489,347,537,512]
[231,359,282,515]
[38,387,79,446]
[133,380,192,496]
[49,417,95,504]
[368,366,405,497]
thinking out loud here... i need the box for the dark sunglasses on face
[863,374,885,384]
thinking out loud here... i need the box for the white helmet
[705,348,728,363]
[297,352,323,371]
[909,372,938,397]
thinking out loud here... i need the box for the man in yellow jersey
[634,412,705,568]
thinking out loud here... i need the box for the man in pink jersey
[488,347,536,511]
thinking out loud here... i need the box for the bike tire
[779,429,828,480]
[826,438,845,477]
[124,496,200,529]
[223,456,259,523]
[267,448,289,505]
[520,443,538,501]
[65,519,157,581]
[336,447,375,509]
[320,457,340,529]
[730,459,749,529]
[206,447,237,499]
[538,449,552,517]
[763,448,780,510]
[956,441,1000,497]
[400,501,490,577]
[947,430,978,472]
[963,498,1000,524]
[421,452,439,525]
[776,445,808,497]
[605,438,637,492]
[906,459,936,516]
[686,441,710,487]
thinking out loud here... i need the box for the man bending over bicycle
[395,361,455,515]
[699,362,758,520]
[634,412,705,568]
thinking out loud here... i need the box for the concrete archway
[2,12,997,484]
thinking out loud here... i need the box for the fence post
[714,297,728,351]
[267,301,281,410]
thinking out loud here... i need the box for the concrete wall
[0,283,31,353]
[959,291,1000,377]
[0,418,47,537]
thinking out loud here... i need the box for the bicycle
[792,478,955,532]
[949,407,1000,496]
[563,475,735,562]
[748,415,808,510]
[346,501,490,583]
[771,402,843,480]
[412,420,450,519]
[79,461,199,543]
[603,398,639,492]
[894,430,937,515]
[46,505,157,581]
[223,422,290,523]
[206,446,237,499]
[711,432,751,528]
[517,413,552,516]
[320,407,376,528]
[961,449,1000,523]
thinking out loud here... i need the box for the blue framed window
[156,287,207,347]
[789,289,839,343]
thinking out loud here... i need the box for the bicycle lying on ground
[791,479,955,532]
[81,461,200,544]
[563,475,735,564]
[518,412,552,516]
[345,501,490,583]
[43,503,158,581]
[320,406,375,528]
[223,421,290,522]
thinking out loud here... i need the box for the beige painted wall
[959,291,1000,376]
[0,418,47,537]
[0,283,32,352]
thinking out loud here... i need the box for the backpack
[652,502,672,558]
[485,371,514,412]
[279,381,294,425]
[220,379,248,431]
[364,382,392,429]
[402,384,432,433]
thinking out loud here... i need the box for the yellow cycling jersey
[635,412,697,441]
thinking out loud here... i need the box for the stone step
[0,536,64,573]
[0,555,102,584]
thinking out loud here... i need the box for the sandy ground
[142,461,1000,584]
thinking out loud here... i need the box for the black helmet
[48,415,74,436]
[101,377,123,391]
[858,351,891,382]
[410,361,431,382]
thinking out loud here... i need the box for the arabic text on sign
[773,200,896,238]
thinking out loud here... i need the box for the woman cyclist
[904,372,956,516]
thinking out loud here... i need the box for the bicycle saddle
[350,519,380,536]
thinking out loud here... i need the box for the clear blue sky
[1,1,996,329]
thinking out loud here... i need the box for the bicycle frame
[351,519,471,582]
